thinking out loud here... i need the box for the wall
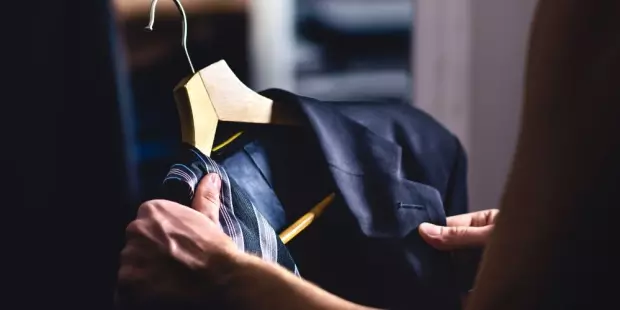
[249,0,296,91]
[414,0,538,211]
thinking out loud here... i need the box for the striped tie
[161,145,299,276]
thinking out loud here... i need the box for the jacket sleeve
[443,137,469,217]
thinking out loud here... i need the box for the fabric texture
[161,144,299,275]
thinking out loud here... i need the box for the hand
[418,209,499,251]
[116,173,239,307]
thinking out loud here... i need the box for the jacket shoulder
[330,100,467,204]
[330,100,462,154]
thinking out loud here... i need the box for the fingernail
[419,223,441,236]
[207,173,221,189]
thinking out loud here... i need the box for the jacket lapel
[261,89,447,239]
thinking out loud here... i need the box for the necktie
[161,144,299,275]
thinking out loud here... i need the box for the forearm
[217,253,379,310]
[467,0,620,309]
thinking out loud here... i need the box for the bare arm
[217,254,379,310]
[467,1,620,309]
[118,176,379,310]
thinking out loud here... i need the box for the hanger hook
[145,0,196,73]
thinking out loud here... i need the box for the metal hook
[145,0,196,73]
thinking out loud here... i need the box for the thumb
[418,222,492,251]
[192,173,221,222]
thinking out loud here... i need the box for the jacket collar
[261,89,403,176]
[261,89,447,238]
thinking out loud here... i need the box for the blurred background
[114,0,414,202]
[113,0,539,213]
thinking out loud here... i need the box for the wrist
[207,248,252,286]
[208,251,268,309]
[190,249,252,307]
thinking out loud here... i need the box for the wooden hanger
[146,0,330,245]
[146,0,301,156]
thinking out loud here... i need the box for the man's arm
[217,253,379,310]
[118,174,379,310]
[467,1,620,309]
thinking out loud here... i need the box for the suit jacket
[256,89,468,310]
[160,88,468,310]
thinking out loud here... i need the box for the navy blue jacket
[158,85,468,310]
[253,89,468,310]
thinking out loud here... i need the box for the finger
[125,219,147,239]
[418,222,493,250]
[119,240,155,268]
[136,200,164,219]
[192,173,221,222]
[446,209,499,227]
